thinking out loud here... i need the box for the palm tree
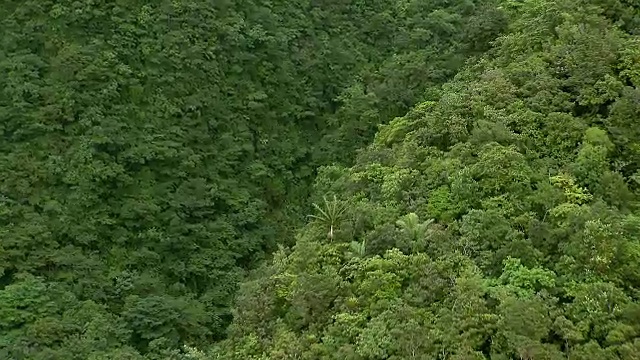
[308,195,347,240]
[396,213,433,241]
[349,239,366,258]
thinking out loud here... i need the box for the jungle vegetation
[1,0,639,359]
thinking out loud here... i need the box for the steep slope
[315,0,507,165]
[216,0,640,359]
[0,0,504,358]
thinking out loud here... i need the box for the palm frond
[307,195,348,240]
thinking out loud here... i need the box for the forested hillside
[2,0,640,359]
[0,0,506,358]
[214,0,640,359]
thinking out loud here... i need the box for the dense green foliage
[0,0,506,358]
[3,0,640,358]
[213,0,640,359]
